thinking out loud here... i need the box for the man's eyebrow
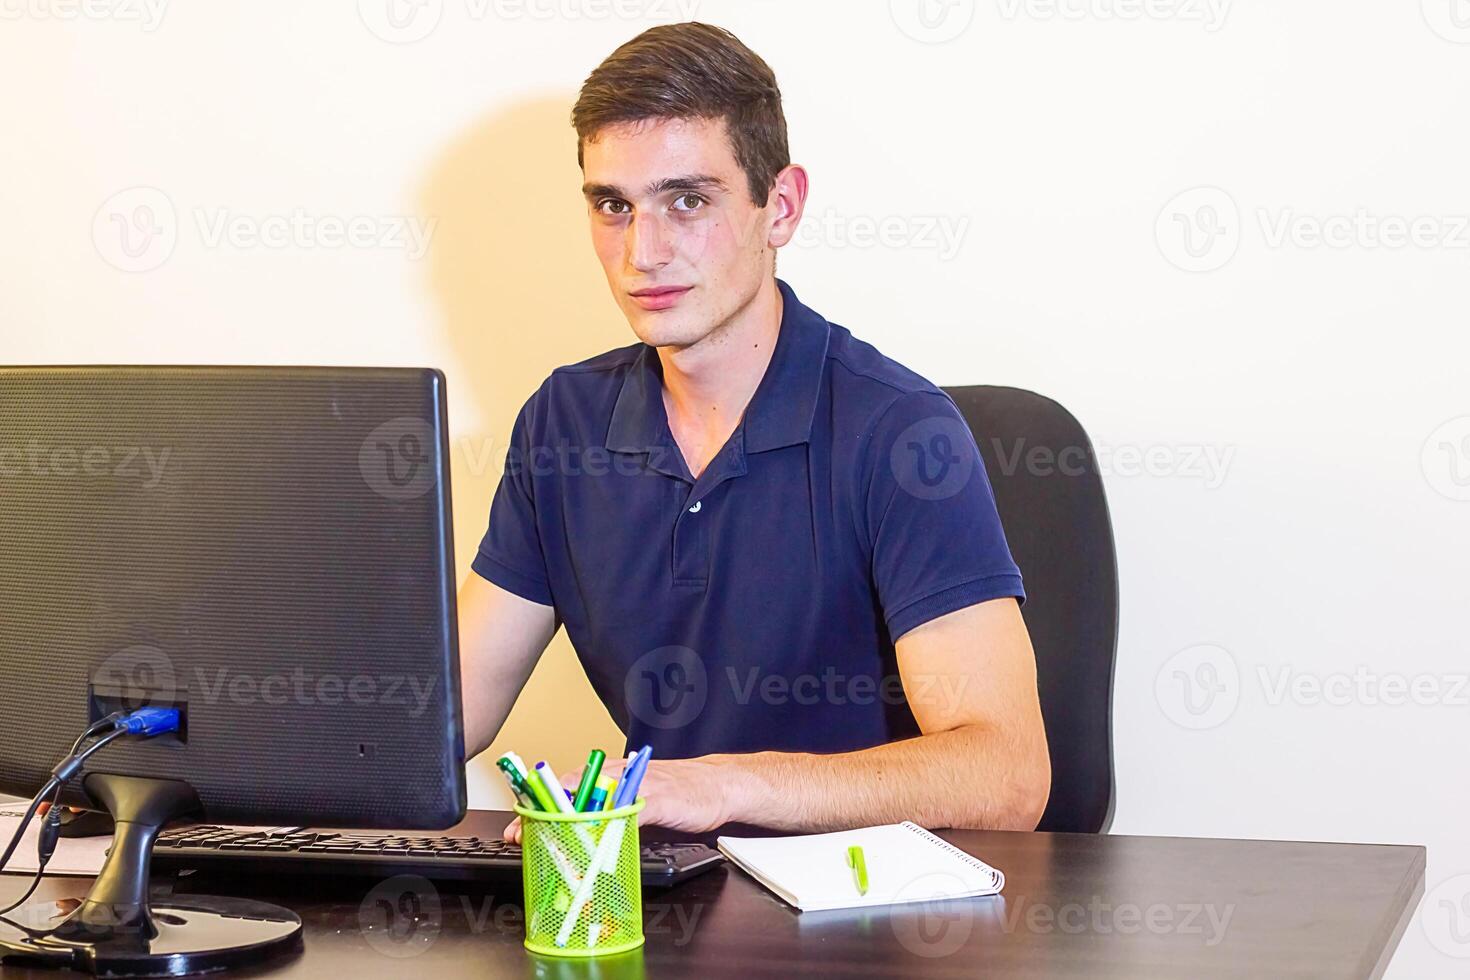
[581,174,730,199]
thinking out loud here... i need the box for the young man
[460,22,1051,839]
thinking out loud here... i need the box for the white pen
[534,761,597,857]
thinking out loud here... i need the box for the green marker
[522,760,560,813]
[572,749,606,812]
[498,754,543,810]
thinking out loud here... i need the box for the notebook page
[717,822,1003,912]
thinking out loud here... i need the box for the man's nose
[627,211,672,272]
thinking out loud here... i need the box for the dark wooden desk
[0,811,1423,979]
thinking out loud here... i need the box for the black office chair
[944,385,1119,834]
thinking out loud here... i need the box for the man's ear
[766,164,809,249]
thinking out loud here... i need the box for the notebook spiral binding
[900,822,1006,892]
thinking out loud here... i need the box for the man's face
[581,116,774,349]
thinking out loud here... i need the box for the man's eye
[671,193,705,212]
[597,199,631,216]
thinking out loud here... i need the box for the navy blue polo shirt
[473,278,1024,759]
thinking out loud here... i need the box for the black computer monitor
[0,366,467,976]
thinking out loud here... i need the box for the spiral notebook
[716,821,1005,913]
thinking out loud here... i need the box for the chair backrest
[944,385,1119,834]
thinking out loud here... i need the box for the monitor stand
[0,773,303,977]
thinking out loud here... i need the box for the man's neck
[657,278,783,479]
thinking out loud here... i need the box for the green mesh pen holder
[515,798,645,957]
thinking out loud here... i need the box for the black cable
[0,782,58,876]
[0,729,127,917]
[0,853,47,918]
[69,712,125,758]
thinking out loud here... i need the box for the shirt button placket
[672,488,708,587]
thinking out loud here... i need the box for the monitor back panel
[0,366,465,828]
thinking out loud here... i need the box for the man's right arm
[457,572,558,760]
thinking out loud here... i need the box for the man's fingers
[33,803,83,817]
[503,816,521,844]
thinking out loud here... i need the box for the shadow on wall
[418,94,630,806]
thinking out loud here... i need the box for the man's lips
[628,285,692,311]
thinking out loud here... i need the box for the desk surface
[0,811,1423,979]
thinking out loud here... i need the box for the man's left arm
[595,595,1051,833]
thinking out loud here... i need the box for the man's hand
[501,756,749,844]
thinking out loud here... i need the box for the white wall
[2,2,1466,974]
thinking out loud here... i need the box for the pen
[523,761,561,813]
[572,749,606,812]
[605,750,636,809]
[587,775,615,813]
[846,845,868,896]
[496,756,536,809]
[613,745,652,808]
[503,751,532,783]
[535,761,578,815]
[535,760,600,858]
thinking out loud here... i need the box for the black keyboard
[152,826,724,887]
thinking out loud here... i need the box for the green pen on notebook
[846,845,868,896]
[571,749,606,812]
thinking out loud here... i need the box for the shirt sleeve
[865,389,1025,642]
[471,393,555,607]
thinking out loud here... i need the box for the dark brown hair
[572,22,789,206]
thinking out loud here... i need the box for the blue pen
[614,745,653,808]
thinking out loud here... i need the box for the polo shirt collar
[604,277,830,456]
